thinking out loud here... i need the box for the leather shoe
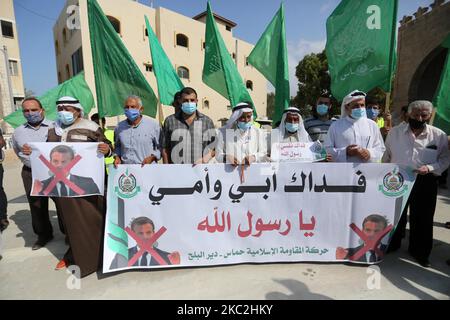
[417,259,431,268]
[32,236,53,250]
[55,259,67,270]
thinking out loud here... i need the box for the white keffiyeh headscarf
[340,90,367,117]
[274,107,311,142]
[224,102,254,129]
[54,96,85,136]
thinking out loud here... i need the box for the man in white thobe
[324,90,385,163]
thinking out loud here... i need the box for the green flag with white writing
[433,33,450,135]
[87,0,157,118]
[248,3,289,126]
[3,72,94,128]
[326,0,398,101]
[202,2,253,109]
[145,15,184,106]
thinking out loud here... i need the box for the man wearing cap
[113,95,162,167]
[324,90,385,163]
[43,96,112,277]
[215,102,267,165]
[12,97,60,250]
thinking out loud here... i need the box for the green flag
[145,16,184,106]
[202,2,253,110]
[248,3,289,126]
[87,0,157,118]
[326,0,398,101]
[433,33,450,135]
[3,72,94,128]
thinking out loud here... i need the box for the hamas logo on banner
[378,168,408,197]
[115,169,140,199]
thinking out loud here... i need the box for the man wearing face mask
[162,87,216,164]
[42,96,113,277]
[269,107,311,158]
[366,96,391,139]
[304,94,336,143]
[382,101,450,267]
[324,90,385,163]
[113,95,161,167]
[12,97,58,250]
[215,102,267,166]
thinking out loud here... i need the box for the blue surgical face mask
[57,111,75,125]
[366,108,379,120]
[125,108,140,121]
[237,121,252,131]
[351,107,366,119]
[181,102,197,115]
[316,104,329,116]
[25,111,43,125]
[285,122,299,133]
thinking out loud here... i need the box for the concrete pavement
[0,150,449,300]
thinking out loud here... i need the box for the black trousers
[0,164,7,220]
[389,173,438,260]
[21,166,53,239]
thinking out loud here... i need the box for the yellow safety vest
[104,129,115,172]
[376,117,385,129]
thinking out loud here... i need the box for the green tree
[293,50,334,116]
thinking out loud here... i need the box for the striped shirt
[303,117,337,143]
[162,111,216,164]
[304,117,336,143]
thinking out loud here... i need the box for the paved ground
[0,149,449,300]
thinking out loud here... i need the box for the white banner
[271,141,326,162]
[29,142,104,197]
[103,163,415,273]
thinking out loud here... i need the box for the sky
[13,0,434,96]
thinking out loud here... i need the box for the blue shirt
[114,116,162,164]
[12,119,54,168]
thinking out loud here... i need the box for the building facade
[393,0,450,121]
[0,0,26,138]
[54,0,267,127]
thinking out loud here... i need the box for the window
[177,66,189,79]
[14,97,23,111]
[9,60,18,76]
[202,42,205,50]
[176,33,189,48]
[62,28,67,45]
[203,100,210,109]
[246,80,253,91]
[227,105,232,110]
[107,16,121,34]
[245,57,249,66]
[65,64,70,79]
[71,47,84,75]
[55,40,60,55]
[226,25,232,32]
[1,20,14,38]
[145,28,148,37]
[232,53,236,60]
[144,63,153,72]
